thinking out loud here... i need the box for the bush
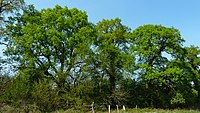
[0,74,32,105]
[171,93,185,108]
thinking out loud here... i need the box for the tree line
[0,2,200,112]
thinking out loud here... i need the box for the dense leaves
[3,5,94,92]
[0,4,200,112]
[94,18,134,106]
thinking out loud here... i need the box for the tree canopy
[3,5,95,91]
[0,0,24,16]
[0,4,200,112]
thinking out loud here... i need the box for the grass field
[53,108,200,113]
[1,105,199,113]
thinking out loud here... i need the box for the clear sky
[0,0,197,49]
[24,0,200,47]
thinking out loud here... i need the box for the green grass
[53,108,200,113]
[1,105,199,113]
[125,108,199,113]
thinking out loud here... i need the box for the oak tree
[94,18,134,106]
[3,5,94,92]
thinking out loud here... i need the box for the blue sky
[24,0,200,47]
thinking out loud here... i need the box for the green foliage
[132,24,185,71]
[94,18,134,106]
[0,0,24,15]
[131,24,188,108]
[31,80,59,112]
[3,5,95,93]
[1,74,32,104]
[0,75,11,97]
[171,93,185,107]
[1,4,200,112]
[0,0,24,37]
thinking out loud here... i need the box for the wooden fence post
[123,105,126,111]
[108,105,111,113]
[116,105,119,113]
[91,102,95,113]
